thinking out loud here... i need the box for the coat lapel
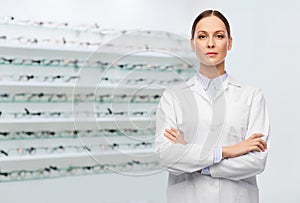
[187,75,242,103]
[188,76,211,103]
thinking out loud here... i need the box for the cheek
[195,47,207,60]
[194,41,205,51]
[219,41,229,51]
[194,42,207,57]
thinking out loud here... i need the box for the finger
[258,139,267,149]
[165,128,175,133]
[164,133,176,143]
[171,127,179,133]
[170,128,180,136]
[255,141,265,152]
[251,146,261,152]
[247,134,258,141]
[255,146,262,152]
[251,133,264,139]
[165,129,177,137]
[164,128,171,133]
[165,128,174,134]
[164,131,176,138]
[253,138,267,150]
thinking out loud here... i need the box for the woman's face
[191,16,232,66]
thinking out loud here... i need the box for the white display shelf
[0,83,165,94]
[0,149,158,171]
[0,43,195,64]
[0,21,189,181]
[0,151,160,182]
[0,21,111,35]
[0,117,155,124]
[0,118,155,131]
[0,134,154,145]
[0,148,155,163]
[0,43,195,63]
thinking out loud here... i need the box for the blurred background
[0,0,299,202]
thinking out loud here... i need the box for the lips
[206,52,217,56]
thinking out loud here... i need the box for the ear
[190,39,195,51]
[227,37,233,51]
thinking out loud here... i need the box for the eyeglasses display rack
[0,17,195,182]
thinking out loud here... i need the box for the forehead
[195,16,226,32]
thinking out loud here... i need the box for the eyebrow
[197,30,225,34]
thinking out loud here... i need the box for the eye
[216,34,224,39]
[197,35,206,39]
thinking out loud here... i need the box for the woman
[154,10,270,203]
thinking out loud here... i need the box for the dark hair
[191,10,231,39]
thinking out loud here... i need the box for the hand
[222,133,267,158]
[164,127,187,145]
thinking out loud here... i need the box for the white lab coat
[154,75,270,203]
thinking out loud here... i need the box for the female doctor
[154,10,270,203]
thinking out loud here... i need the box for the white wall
[0,0,299,202]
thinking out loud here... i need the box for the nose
[207,37,215,48]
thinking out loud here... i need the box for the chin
[200,58,225,67]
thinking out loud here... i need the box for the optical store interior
[0,0,299,203]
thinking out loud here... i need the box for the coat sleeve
[209,88,270,181]
[154,89,215,175]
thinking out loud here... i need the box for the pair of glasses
[105,108,157,118]
[0,57,85,68]
[0,74,181,86]
[111,94,161,103]
[0,128,156,140]
[71,93,161,103]
[0,160,159,182]
[0,108,156,119]
[0,56,193,74]
[1,16,129,35]
[0,35,192,54]
[0,92,161,103]
[0,57,109,69]
[0,74,79,83]
[1,16,69,28]
[0,146,85,157]
[110,62,192,72]
[0,35,102,47]
[0,108,77,119]
[100,76,182,86]
[0,141,153,157]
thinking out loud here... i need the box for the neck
[199,62,226,79]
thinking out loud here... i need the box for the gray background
[0,0,299,202]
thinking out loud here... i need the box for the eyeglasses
[0,16,69,28]
[111,62,193,72]
[0,56,193,74]
[0,160,159,182]
[0,72,183,86]
[0,74,79,83]
[0,108,156,119]
[0,16,130,35]
[0,92,70,102]
[0,141,153,157]
[0,35,102,47]
[0,34,194,55]
[0,92,161,103]
[0,128,156,140]
[99,76,182,86]
[0,57,86,69]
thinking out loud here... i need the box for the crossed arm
[164,127,267,159]
[155,88,270,181]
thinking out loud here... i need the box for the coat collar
[185,75,242,103]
